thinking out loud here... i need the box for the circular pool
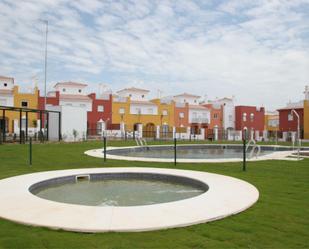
[85,144,301,163]
[31,173,208,206]
[0,168,259,232]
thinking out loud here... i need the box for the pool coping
[0,167,259,233]
[84,144,307,163]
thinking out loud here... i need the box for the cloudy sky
[0,0,308,109]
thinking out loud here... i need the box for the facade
[208,97,235,130]
[87,92,112,134]
[39,82,92,141]
[264,111,279,132]
[112,88,175,137]
[235,106,265,139]
[173,93,210,136]
[0,76,14,133]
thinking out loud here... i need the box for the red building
[87,93,112,133]
[277,106,304,139]
[37,90,60,124]
[235,106,265,137]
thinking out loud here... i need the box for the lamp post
[291,109,301,160]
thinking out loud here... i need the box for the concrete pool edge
[0,167,259,233]
[84,144,305,163]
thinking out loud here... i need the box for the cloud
[0,0,308,109]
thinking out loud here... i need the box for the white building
[48,82,92,141]
[117,87,158,115]
[0,76,14,107]
[209,97,235,130]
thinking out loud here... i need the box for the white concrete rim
[84,144,301,163]
[0,167,258,233]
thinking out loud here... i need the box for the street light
[39,19,48,108]
[291,109,301,160]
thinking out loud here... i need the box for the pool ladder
[135,136,149,150]
[246,139,261,159]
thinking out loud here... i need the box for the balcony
[191,118,209,124]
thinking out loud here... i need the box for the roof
[174,93,201,98]
[0,76,14,81]
[130,100,156,105]
[116,87,149,94]
[277,106,303,111]
[189,105,209,110]
[0,89,13,94]
[54,82,88,88]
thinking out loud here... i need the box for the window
[80,104,86,107]
[229,115,232,121]
[136,108,141,114]
[179,112,184,118]
[243,113,247,122]
[78,89,82,93]
[142,95,144,98]
[66,103,72,106]
[250,113,254,122]
[119,108,125,114]
[162,110,168,116]
[214,113,218,119]
[21,101,28,107]
[288,113,294,121]
[4,83,7,87]
[193,112,197,118]
[148,108,153,114]
[97,105,104,112]
[62,88,66,92]
[129,94,132,97]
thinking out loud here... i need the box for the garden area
[0,140,308,249]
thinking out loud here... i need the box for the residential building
[87,91,112,135]
[39,82,92,141]
[208,97,235,130]
[173,93,210,138]
[0,76,14,133]
[264,111,279,136]
[112,87,175,137]
[235,106,265,139]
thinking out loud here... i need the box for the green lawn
[0,141,308,249]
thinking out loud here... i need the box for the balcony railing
[190,118,209,124]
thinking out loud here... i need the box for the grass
[0,140,308,249]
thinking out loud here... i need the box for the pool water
[108,146,275,159]
[34,178,206,206]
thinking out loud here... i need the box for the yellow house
[0,76,39,133]
[304,100,309,139]
[111,88,175,135]
[264,111,279,132]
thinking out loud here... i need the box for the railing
[190,118,209,123]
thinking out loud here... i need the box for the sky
[0,0,308,110]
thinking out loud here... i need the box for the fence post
[29,137,32,166]
[103,136,107,162]
[174,137,177,166]
[243,131,246,171]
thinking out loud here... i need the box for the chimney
[304,85,309,100]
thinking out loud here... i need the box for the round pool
[31,173,208,206]
[0,168,259,232]
[85,144,302,163]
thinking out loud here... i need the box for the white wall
[117,90,149,101]
[174,96,199,105]
[48,105,88,141]
[0,78,14,90]
[59,100,92,112]
[130,103,158,115]
[55,85,86,95]
[211,98,235,129]
[0,95,13,107]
